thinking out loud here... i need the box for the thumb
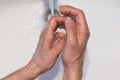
[51,32,66,56]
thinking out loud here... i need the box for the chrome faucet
[43,0,60,21]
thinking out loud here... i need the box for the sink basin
[0,0,120,80]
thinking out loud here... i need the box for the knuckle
[77,9,85,16]
[50,16,56,21]
[69,41,79,48]
[86,30,90,37]
[87,31,90,38]
[84,30,90,39]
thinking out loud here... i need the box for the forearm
[1,61,43,80]
[63,61,83,80]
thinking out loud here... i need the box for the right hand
[29,16,66,74]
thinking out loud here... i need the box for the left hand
[60,5,90,80]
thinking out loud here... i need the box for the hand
[1,16,66,80]
[30,16,66,73]
[60,5,90,80]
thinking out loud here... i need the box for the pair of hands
[30,5,90,80]
[1,5,90,80]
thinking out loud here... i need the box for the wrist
[25,60,45,79]
[63,60,83,80]
[63,67,83,80]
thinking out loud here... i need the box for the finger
[60,5,90,42]
[44,16,66,49]
[65,17,77,43]
[51,32,66,56]
[47,16,65,33]
[51,32,63,48]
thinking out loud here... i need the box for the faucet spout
[43,0,60,21]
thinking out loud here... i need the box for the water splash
[24,3,45,48]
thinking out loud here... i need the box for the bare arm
[1,16,66,80]
[1,61,43,80]
[1,5,89,80]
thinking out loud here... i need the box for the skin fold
[1,5,90,80]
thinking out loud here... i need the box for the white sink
[0,0,120,80]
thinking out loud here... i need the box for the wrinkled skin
[1,5,90,80]
[29,5,90,80]
[31,16,66,73]
[60,5,90,80]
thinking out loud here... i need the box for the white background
[0,0,120,80]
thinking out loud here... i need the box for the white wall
[0,0,120,80]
